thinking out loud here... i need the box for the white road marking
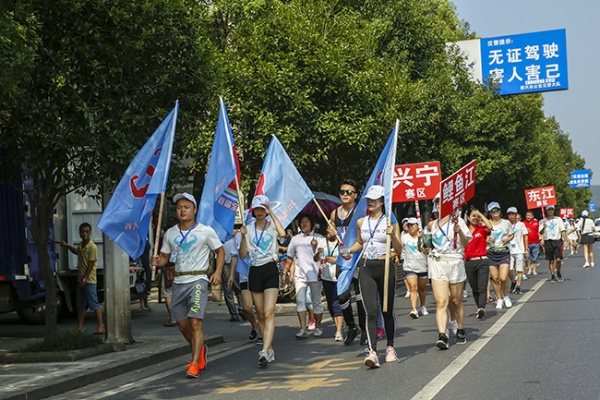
[411,278,546,400]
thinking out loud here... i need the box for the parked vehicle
[593,219,600,241]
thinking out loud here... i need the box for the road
[31,251,600,399]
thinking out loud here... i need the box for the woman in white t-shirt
[402,217,429,319]
[577,210,596,267]
[486,202,514,310]
[566,219,580,256]
[239,195,286,367]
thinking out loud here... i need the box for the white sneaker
[504,296,512,308]
[266,349,275,363]
[592,262,595,267]
[258,350,268,367]
[409,309,419,319]
[527,271,532,276]
[313,328,323,337]
[583,262,590,268]
[295,329,309,339]
[405,291,410,298]
[449,320,458,337]
[462,290,468,299]
[364,350,380,368]
[385,346,399,363]
[495,299,504,309]
[420,306,429,316]
[334,332,343,342]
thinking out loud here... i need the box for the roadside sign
[559,208,573,219]
[569,169,590,188]
[392,161,441,202]
[590,202,596,213]
[524,186,557,210]
[439,160,476,219]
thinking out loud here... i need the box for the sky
[451,0,599,185]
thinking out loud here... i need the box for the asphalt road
[35,249,600,400]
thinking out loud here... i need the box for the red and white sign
[559,208,574,219]
[392,161,441,202]
[524,186,556,210]
[439,160,476,219]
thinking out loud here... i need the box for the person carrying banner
[342,185,402,368]
[428,194,471,349]
[327,179,366,345]
[539,205,567,282]
[239,195,286,367]
[150,192,225,379]
[524,210,541,276]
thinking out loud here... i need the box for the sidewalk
[0,290,299,400]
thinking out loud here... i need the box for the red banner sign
[524,186,556,210]
[559,208,574,219]
[392,161,442,202]
[439,160,476,219]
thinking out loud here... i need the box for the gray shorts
[171,279,209,322]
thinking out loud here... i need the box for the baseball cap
[173,192,197,208]
[251,195,270,210]
[406,217,419,225]
[365,185,385,200]
[582,210,589,217]
[433,192,441,202]
[487,202,501,212]
[545,205,555,210]
[506,207,518,214]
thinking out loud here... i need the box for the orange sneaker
[198,344,208,370]
[186,362,199,378]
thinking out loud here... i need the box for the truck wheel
[16,306,46,325]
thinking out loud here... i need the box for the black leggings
[337,270,366,332]
[358,259,396,351]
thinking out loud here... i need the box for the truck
[0,175,144,324]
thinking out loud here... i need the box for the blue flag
[197,98,240,242]
[236,135,315,276]
[336,123,398,294]
[97,102,178,260]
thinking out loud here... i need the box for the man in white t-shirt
[151,192,225,378]
[507,207,529,294]
[539,205,567,283]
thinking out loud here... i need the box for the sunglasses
[339,190,355,196]
[490,208,500,212]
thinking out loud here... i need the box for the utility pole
[103,238,134,343]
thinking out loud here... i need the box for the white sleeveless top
[359,214,388,258]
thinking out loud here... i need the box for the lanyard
[437,217,451,239]
[325,239,339,257]
[368,214,385,239]
[178,222,197,246]
[339,204,357,227]
[254,222,267,248]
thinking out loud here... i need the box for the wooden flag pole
[153,192,166,257]
[311,198,344,245]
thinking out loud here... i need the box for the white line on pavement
[410,278,546,400]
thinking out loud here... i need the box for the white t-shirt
[231,231,248,283]
[539,217,566,240]
[577,218,595,235]
[509,221,528,254]
[287,232,323,282]
[430,217,472,259]
[317,237,340,282]
[488,219,513,251]
[401,232,427,273]
[359,215,388,258]
[245,221,280,266]
[567,223,579,240]
[161,223,222,284]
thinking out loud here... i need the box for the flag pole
[234,174,245,228]
[383,119,399,313]
[311,198,344,245]
[152,192,167,257]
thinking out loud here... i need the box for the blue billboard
[480,29,568,95]
[569,169,590,188]
[589,202,596,213]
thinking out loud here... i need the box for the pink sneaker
[377,327,385,339]
[307,321,316,331]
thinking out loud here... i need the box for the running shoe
[583,262,590,268]
[557,273,564,282]
[249,329,258,341]
[514,286,522,295]
[523,274,528,280]
[487,295,494,303]
[510,280,517,293]
[335,332,343,342]
[503,296,512,308]
[549,275,556,283]
[364,350,380,368]
[527,270,532,276]
[344,325,359,346]
[307,321,316,331]
[377,327,385,339]
[449,320,458,337]
[266,349,275,363]
[258,350,269,367]
[295,329,309,339]
[462,290,468,299]
[456,329,466,345]
[405,291,410,298]
[533,271,538,275]
[313,328,323,337]
[385,346,399,362]
[592,262,595,267]
[409,309,419,319]
[495,299,504,309]
[256,337,263,345]
[436,333,449,350]
[199,344,208,370]
[476,308,485,319]
[186,362,200,378]
[420,306,429,316]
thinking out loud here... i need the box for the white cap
[173,192,197,208]
[251,195,270,210]
[506,207,518,214]
[582,210,589,217]
[487,202,501,212]
[545,205,555,210]
[406,217,419,225]
[433,192,441,202]
[365,185,385,200]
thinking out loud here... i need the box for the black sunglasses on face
[339,190,355,196]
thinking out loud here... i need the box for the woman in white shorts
[427,194,471,349]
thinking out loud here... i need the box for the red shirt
[523,219,540,244]
[464,224,490,259]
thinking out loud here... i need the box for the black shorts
[581,233,594,244]
[248,262,279,292]
[240,282,248,291]
[544,239,563,261]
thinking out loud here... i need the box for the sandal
[164,320,177,327]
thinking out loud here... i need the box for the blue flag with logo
[197,98,240,242]
[236,135,315,276]
[97,102,178,260]
[336,123,398,294]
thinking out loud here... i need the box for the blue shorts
[171,279,209,321]
[76,283,102,312]
[527,243,541,262]
[404,270,428,279]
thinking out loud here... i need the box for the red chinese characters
[392,161,441,202]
